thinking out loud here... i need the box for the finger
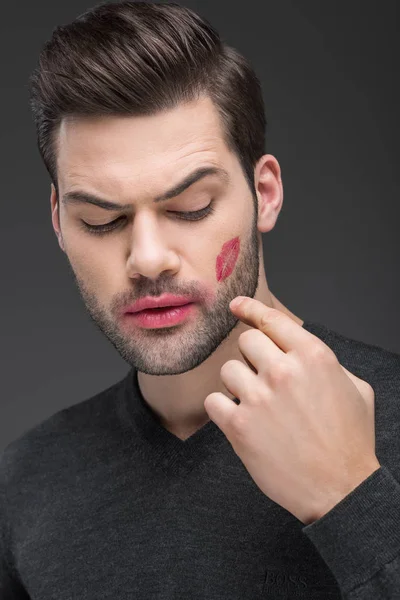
[204,392,237,433]
[230,297,311,354]
[238,328,284,375]
[220,360,258,400]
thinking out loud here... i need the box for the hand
[204,296,381,525]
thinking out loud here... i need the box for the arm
[302,465,400,599]
[1,454,30,599]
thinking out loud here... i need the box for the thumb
[340,364,375,405]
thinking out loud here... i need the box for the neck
[137,283,303,439]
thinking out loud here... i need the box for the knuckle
[249,387,267,407]
[231,412,248,437]
[309,342,333,364]
[364,381,375,398]
[269,360,290,384]
[259,309,280,330]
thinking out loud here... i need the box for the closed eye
[80,202,215,236]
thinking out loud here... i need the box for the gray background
[1,0,399,451]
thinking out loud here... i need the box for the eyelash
[80,202,216,236]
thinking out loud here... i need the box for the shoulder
[330,328,400,379]
[305,320,400,381]
[0,370,131,488]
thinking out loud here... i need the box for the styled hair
[28,0,267,207]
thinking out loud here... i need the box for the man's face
[53,95,261,376]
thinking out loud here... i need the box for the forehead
[56,95,232,198]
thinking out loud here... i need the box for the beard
[64,202,260,376]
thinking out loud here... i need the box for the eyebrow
[61,165,230,211]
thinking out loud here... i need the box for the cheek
[215,236,240,282]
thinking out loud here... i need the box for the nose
[126,211,180,280]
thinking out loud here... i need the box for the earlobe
[58,234,65,253]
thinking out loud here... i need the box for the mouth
[125,294,195,314]
[137,303,190,313]
[124,302,196,329]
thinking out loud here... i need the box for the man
[1,2,399,599]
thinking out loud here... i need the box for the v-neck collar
[121,365,228,475]
[120,318,330,474]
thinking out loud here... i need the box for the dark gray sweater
[1,319,400,599]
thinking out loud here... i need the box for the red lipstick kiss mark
[216,237,240,282]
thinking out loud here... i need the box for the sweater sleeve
[302,465,400,599]
[0,452,30,599]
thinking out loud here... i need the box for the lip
[125,302,195,329]
[124,294,195,314]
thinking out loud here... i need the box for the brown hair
[28,1,267,207]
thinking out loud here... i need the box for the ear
[50,183,65,252]
[253,154,284,233]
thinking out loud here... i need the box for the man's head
[28,1,283,376]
